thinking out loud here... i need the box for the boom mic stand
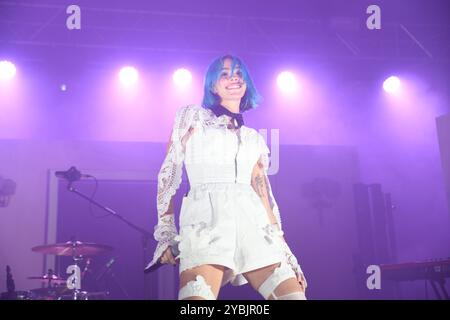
[57,167,153,299]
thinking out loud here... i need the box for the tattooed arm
[251,159,282,229]
[251,158,292,248]
[250,151,308,289]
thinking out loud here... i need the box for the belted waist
[188,182,254,200]
[185,163,252,186]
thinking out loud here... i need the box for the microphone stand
[65,180,152,299]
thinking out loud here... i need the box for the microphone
[144,245,179,274]
[82,258,92,279]
[95,257,116,281]
[55,166,91,182]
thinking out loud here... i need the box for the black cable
[86,175,110,219]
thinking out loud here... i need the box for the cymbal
[32,241,113,256]
[28,275,67,284]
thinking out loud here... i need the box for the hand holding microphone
[160,246,180,265]
[145,213,180,273]
[144,243,179,273]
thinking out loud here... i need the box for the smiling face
[213,58,247,106]
[202,55,261,112]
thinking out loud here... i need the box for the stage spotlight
[119,66,139,86]
[277,71,297,93]
[0,60,16,81]
[173,68,192,87]
[383,76,401,94]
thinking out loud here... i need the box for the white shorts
[177,182,285,287]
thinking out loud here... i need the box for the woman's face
[213,58,247,105]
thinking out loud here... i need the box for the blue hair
[202,54,262,112]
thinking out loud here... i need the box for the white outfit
[147,104,306,289]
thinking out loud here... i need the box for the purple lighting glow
[277,71,298,93]
[173,68,192,87]
[383,76,401,94]
[119,66,139,87]
[0,60,16,81]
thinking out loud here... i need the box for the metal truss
[0,1,449,62]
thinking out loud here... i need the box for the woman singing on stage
[146,54,307,300]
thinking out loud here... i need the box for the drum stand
[65,179,152,299]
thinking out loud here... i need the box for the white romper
[151,104,300,288]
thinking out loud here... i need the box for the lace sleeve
[146,105,197,270]
[156,104,197,219]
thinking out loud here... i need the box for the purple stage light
[0,60,16,81]
[119,66,139,87]
[383,76,401,94]
[173,68,192,87]
[277,71,298,93]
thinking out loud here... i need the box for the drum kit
[14,240,114,300]
[2,167,154,300]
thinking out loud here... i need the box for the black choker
[210,104,244,128]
